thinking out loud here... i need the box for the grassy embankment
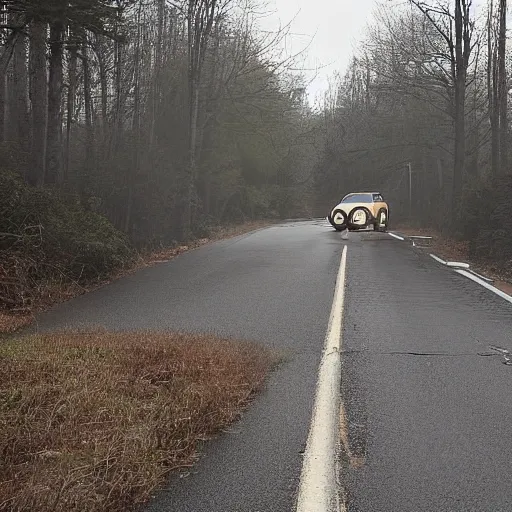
[0,331,276,512]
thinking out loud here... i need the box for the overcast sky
[257,0,490,105]
[257,0,379,103]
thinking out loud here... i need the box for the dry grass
[0,331,275,512]
[0,313,33,334]
[0,221,273,334]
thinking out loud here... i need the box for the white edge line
[430,254,446,265]
[468,269,494,283]
[430,254,495,284]
[455,269,512,305]
[296,245,347,512]
[388,232,405,241]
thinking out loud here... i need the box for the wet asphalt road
[33,221,512,511]
[35,220,342,512]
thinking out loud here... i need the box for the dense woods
[1,0,511,312]
[1,0,319,239]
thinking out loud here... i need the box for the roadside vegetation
[0,169,270,333]
[0,171,133,322]
[0,331,275,512]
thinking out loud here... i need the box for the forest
[0,0,511,312]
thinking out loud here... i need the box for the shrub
[460,173,512,263]
[0,170,134,310]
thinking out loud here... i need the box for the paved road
[33,221,512,511]
[35,220,343,512]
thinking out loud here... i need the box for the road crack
[341,349,508,358]
[341,348,512,366]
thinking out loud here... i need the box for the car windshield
[342,193,373,203]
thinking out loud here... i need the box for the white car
[327,192,389,232]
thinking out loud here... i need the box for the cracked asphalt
[32,221,512,511]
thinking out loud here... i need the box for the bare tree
[45,19,64,184]
[64,30,78,183]
[497,0,507,173]
[407,0,474,211]
[180,0,223,239]
[488,0,500,175]
[487,0,508,175]
[29,20,47,186]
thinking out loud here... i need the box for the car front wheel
[331,209,347,231]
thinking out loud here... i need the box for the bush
[460,173,512,263]
[192,213,218,239]
[0,170,134,310]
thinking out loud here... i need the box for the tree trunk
[181,0,218,240]
[7,13,28,149]
[0,2,3,143]
[64,36,77,184]
[29,21,47,186]
[488,0,500,176]
[468,77,479,178]
[109,38,123,158]
[498,0,508,174]
[0,67,5,144]
[45,20,64,185]
[83,39,95,196]
[365,55,371,113]
[0,30,20,78]
[452,0,466,212]
[181,7,196,241]
[149,0,165,149]
[124,4,142,235]
[182,79,200,237]
[94,36,108,154]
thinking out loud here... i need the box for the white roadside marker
[388,232,405,241]
[455,269,512,305]
[296,245,348,512]
[446,261,470,269]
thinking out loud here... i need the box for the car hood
[331,202,374,215]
